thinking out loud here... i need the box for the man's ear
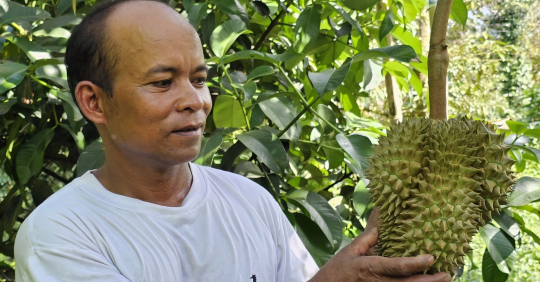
[75,81,109,124]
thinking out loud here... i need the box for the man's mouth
[171,125,203,136]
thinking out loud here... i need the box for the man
[14,1,451,281]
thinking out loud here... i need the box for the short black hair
[65,0,169,98]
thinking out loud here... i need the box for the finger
[397,272,452,282]
[379,272,452,282]
[366,207,380,230]
[346,227,378,256]
[359,254,435,277]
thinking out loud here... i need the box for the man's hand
[308,227,452,282]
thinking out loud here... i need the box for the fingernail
[444,274,452,282]
[369,227,378,234]
[425,255,435,266]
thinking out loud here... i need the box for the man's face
[101,3,211,167]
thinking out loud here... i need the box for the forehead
[105,2,204,74]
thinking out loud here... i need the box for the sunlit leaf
[285,190,343,252]
[0,62,27,94]
[480,224,517,274]
[213,95,247,128]
[294,7,321,53]
[308,58,352,96]
[210,19,252,57]
[450,0,468,27]
[508,177,540,206]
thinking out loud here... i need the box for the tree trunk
[428,0,453,120]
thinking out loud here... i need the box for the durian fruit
[366,117,515,276]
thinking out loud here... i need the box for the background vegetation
[0,0,539,281]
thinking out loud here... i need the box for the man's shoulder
[16,175,98,251]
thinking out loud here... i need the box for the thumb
[346,227,378,256]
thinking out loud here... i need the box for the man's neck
[92,155,193,208]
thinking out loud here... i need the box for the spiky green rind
[367,117,515,276]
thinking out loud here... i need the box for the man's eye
[193,78,206,86]
[152,79,172,88]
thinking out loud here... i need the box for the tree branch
[428,0,453,120]
[324,172,352,191]
[253,7,288,50]
[42,167,69,184]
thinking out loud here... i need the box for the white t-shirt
[15,163,319,281]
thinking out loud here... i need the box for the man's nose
[174,80,207,113]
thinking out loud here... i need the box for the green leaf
[0,99,17,115]
[336,133,373,173]
[194,131,223,166]
[213,95,247,128]
[243,80,257,102]
[523,128,540,139]
[33,14,81,31]
[353,180,370,217]
[493,211,520,238]
[308,58,352,96]
[0,62,27,94]
[322,140,344,169]
[520,226,540,245]
[480,224,517,274]
[220,50,301,65]
[236,130,287,174]
[0,4,50,26]
[508,177,540,206]
[342,0,380,10]
[506,120,529,135]
[512,205,540,219]
[247,65,275,81]
[258,93,301,142]
[352,45,418,63]
[285,190,343,252]
[294,7,321,53]
[57,91,83,122]
[379,9,394,42]
[390,25,422,55]
[482,248,509,282]
[187,3,209,28]
[6,36,52,62]
[16,129,54,185]
[210,0,249,25]
[316,104,337,135]
[220,141,247,171]
[292,213,334,267]
[449,0,468,27]
[76,138,105,177]
[322,2,363,36]
[210,19,252,57]
[251,1,270,16]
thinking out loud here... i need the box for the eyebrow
[144,64,208,78]
[192,64,208,74]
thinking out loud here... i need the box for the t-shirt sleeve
[15,219,130,282]
[273,203,320,282]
